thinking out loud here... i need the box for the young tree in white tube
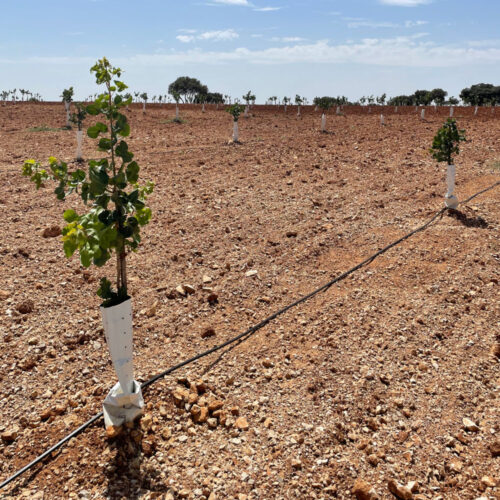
[430,118,466,209]
[22,57,154,435]
[227,102,244,142]
[61,87,74,128]
[69,102,87,162]
[295,95,303,117]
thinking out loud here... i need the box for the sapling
[315,97,334,132]
[22,57,154,431]
[140,92,148,113]
[295,95,303,117]
[430,118,466,209]
[69,102,87,162]
[61,87,74,128]
[171,91,181,122]
[243,91,254,118]
[227,102,244,142]
[283,96,290,113]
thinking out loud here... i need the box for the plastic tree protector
[450,106,454,117]
[233,121,239,142]
[101,299,144,429]
[321,113,326,132]
[445,164,459,209]
[380,114,385,125]
[65,102,70,128]
[421,108,425,120]
[76,130,84,161]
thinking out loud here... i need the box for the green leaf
[98,137,112,151]
[80,248,92,268]
[63,239,78,258]
[126,161,139,183]
[63,209,78,222]
[87,122,107,139]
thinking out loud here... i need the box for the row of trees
[1,89,43,102]
[460,84,500,106]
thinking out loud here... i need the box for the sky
[1,0,499,102]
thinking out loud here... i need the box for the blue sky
[1,0,499,102]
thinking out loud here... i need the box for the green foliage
[70,102,87,131]
[226,103,245,122]
[61,87,74,103]
[168,76,208,103]
[140,92,148,102]
[295,95,303,106]
[243,91,255,105]
[314,96,335,112]
[27,125,63,133]
[22,57,154,307]
[430,118,466,165]
[460,83,500,106]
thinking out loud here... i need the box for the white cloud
[177,29,239,43]
[379,0,432,6]
[178,29,198,34]
[6,37,500,68]
[210,0,249,4]
[271,36,306,42]
[176,35,196,43]
[348,21,399,28]
[253,6,281,11]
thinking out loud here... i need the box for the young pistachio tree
[140,92,148,113]
[22,57,154,429]
[243,91,254,117]
[430,118,466,209]
[61,87,74,128]
[171,90,181,122]
[295,95,303,116]
[315,97,334,132]
[227,102,244,142]
[283,96,290,113]
[69,102,87,161]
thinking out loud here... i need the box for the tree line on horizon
[2,79,500,107]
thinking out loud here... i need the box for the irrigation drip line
[1,179,499,492]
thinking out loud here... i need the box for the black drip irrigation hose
[1,179,499,491]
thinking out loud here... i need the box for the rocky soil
[0,103,499,499]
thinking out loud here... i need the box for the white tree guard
[336,106,340,115]
[449,106,454,117]
[244,106,249,118]
[202,103,205,113]
[474,106,478,115]
[380,114,385,125]
[445,164,459,209]
[142,102,146,113]
[101,299,143,428]
[176,104,179,120]
[395,106,398,113]
[421,108,425,120]
[65,102,70,127]
[297,105,301,117]
[233,121,239,142]
[76,130,83,161]
[321,113,326,132]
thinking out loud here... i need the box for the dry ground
[0,103,499,499]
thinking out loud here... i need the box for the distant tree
[376,93,387,105]
[168,76,208,103]
[429,88,447,106]
[61,87,74,128]
[314,97,335,132]
[140,92,148,112]
[206,92,224,104]
[447,96,459,106]
[413,90,432,106]
[460,83,500,106]
[227,103,245,142]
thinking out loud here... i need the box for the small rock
[481,476,496,488]
[0,290,10,300]
[245,270,258,277]
[202,275,212,283]
[387,479,413,500]
[183,284,196,294]
[42,226,61,238]
[489,440,500,457]
[291,458,302,470]
[207,292,219,304]
[352,478,378,500]
[463,417,479,432]
[17,300,34,314]
[201,327,216,339]
[207,418,218,429]
[208,400,224,412]
[234,417,249,430]
[141,413,153,432]
[1,426,19,443]
[191,405,209,424]
[262,359,274,368]
[176,285,186,296]
[286,231,298,238]
[40,408,53,420]
[105,426,122,439]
